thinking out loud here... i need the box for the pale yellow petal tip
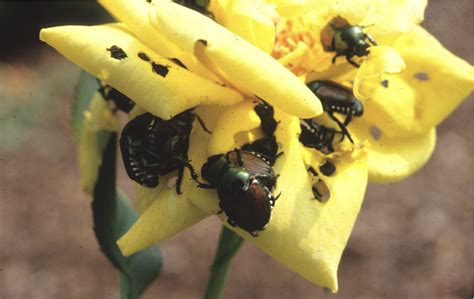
[39,27,51,41]
[116,234,137,257]
[117,187,211,256]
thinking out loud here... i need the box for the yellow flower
[268,0,473,183]
[39,0,472,292]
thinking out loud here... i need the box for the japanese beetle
[299,118,343,154]
[199,148,279,236]
[198,101,281,236]
[306,80,363,143]
[119,109,208,193]
[321,16,377,68]
[98,82,135,113]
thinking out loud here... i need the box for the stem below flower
[204,226,244,299]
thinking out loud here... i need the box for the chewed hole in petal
[370,126,382,140]
[414,72,430,81]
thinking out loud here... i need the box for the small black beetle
[321,17,377,68]
[299,118,343,153]
[98,82,135,113]
[254,100,278,138]
[120,109,209,193]
[306,80,363,143]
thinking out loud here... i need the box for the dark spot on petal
[168,58,187,69]
[380,79,389,88]
[138,52,151,62]
[146,0,151,3]
[414,72,430,81]
[107,45,127,60]
[151,62,169,77]
[197,39,208,46]
[319,160,336,176]
[370,126,382,140]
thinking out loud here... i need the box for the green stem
[204,226,244,299]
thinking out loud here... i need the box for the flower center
[272,17,316,61]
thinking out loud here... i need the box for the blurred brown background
[0,1,472,298]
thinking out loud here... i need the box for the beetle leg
[197,183,214,189]
[366,33,377,46]
[307,167,318,177]
[250,231,259,237]
[346,56,360,68]
[195,115,212,134]
[332,53,342,64]
[275,151,284,160]
[343,113,353,126]
[172,156,206,185]
[274,192,281,201]
[327,111,354,143]
[175,166,184,194]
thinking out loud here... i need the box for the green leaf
[72,71,98,140]
[72,71,162,298]
[93,134,163,299]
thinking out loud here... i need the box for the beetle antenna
[195,115,212,134]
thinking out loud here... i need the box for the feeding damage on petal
[99,0,220,81]
[40,24,243,120]
[357,26,473,138]
[148,0,322,119]
[350,117,436,183]
[353,45,405,100]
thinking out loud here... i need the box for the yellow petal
[79,93,120,194]
[188,106,369,291]
[392,26,473,132]
[306,63,357,86]
[210,0,276,54]
[40,24,243,120]
[351,118,436,183]
[149,0,323,118]
[99,0,219,81]
[117,186,210,256]
[354,45,405,100]
[360,26,474,137]
[208,101,262,155]
[358,0,428,44]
